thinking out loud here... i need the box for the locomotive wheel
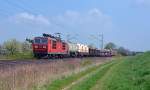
[34,54,41,59]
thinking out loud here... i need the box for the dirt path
[62,60,112,90]
[62,71,92,90]
[90,61,121,90]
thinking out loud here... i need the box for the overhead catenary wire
[3,0,35,14]
[15,0,40,14]
[89,34,104,49]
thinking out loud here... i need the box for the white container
[77,43,89,53]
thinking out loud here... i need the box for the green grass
[6,51,34,60]
[92,52,150,90]
[42,61,114,90]
[39,52,150,90]
[69,61,116,90]
[80,60,92,67]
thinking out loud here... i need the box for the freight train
[31,33,116,58]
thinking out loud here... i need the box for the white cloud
[7,8,112,36]
[88,8,103,17]
[1,8,112,46]
[51,8,112,34]
[11,12,51,26]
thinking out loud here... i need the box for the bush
[3,39,21,55]
[1,39,33,60]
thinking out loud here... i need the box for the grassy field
[44,52,150,90]
[0,57,109,90]
[0,52,34,60]
[94,52,150,90]
[43,64,102,90]
[42,61,115,90]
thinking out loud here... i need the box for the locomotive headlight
[34,45,38,48]
[43,46,47,49]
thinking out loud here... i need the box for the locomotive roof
[34,37,47,39]
[34,36,66,43]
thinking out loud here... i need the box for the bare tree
[21,41,32,52]
[3,39,21,55]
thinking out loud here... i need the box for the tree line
[104,42,137,56]
[0,39,33,59]
[0,39,137,59]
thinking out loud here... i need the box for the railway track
[0,57,111,68]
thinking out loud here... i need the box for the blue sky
[0,0,150,51]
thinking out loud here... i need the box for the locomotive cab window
[34,38,48,44]
[41,39,48,44]
[62,43,66,50]
[34,38,41,44]
[52,40,57,49]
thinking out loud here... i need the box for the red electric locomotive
[32,33,68,58]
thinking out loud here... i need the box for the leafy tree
[105,42,116,49]
[117,47,130,56]
[3,39,21,55]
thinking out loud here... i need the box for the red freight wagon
[32,34,68,58]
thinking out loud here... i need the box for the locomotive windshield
[34,38,48,44]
